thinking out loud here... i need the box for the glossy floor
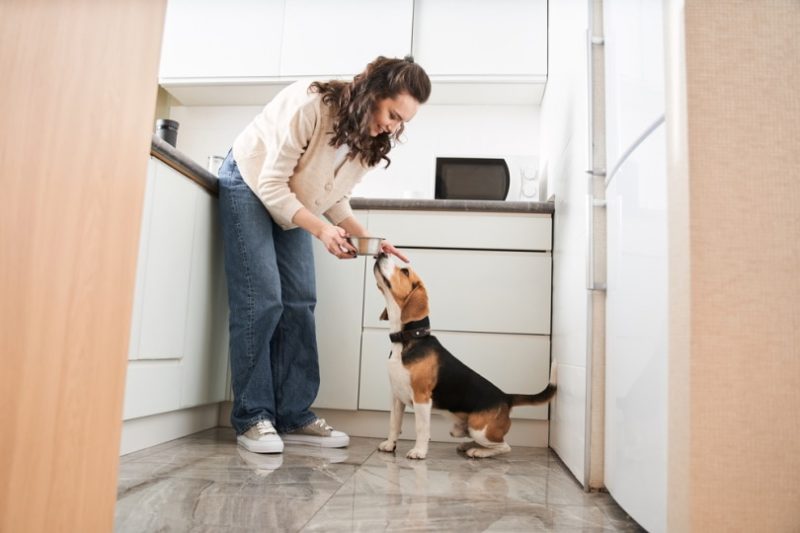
[116,428,644,532]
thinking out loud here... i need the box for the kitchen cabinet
[127,159,195,362]
[411,0,547,104]
[159,0,284,79]
[124,158,229,420]
[157,0,547,105]
[359,329,551,420]
[366,210,552,251]
[309,208,553,420]
[280,0,412,77]
[361,210,552,420]
[310,209,369,410]
[412,0,547,77]
[362,248,552,335]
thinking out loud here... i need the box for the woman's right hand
[317,224,357,259]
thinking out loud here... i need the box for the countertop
[150,136,554,214]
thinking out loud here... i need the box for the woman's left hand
[381,240,409,263]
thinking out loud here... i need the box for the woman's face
[369,92,420,137]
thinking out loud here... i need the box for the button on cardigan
[232,81,372,230]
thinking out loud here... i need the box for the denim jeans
[217,151,319,434]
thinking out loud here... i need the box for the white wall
[539,0,591,484]
[168,103,540,199]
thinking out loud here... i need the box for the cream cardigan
[232,81,371,230]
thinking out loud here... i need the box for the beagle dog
[373,253,557,459]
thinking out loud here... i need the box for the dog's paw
[466,446,488,458]
[406,447,427,460]
[378,440,396,453]
[457,441,478,452]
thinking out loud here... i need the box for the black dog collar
[389,317,431,343]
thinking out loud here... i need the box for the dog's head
[373,253,429,326]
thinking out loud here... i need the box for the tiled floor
[116,428,644,532]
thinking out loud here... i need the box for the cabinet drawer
[364,249,551,335]
[367,210,551,251]
[359,329,551,420]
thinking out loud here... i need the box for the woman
[217,56,431,453]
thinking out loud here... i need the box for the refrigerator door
[605,123,668,533]
[604,0,665,176]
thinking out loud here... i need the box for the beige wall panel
[669,1,799,530]
[0,1,166,531]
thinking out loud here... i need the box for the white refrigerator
[603,1,668,532]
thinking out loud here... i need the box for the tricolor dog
[373,253,557,459]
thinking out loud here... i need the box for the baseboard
[219,400,232,427]
[217,402,549,447]
[120,403,220,455]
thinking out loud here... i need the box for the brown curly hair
[310,56,431,168]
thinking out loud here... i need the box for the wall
[540,0,592,484]
[168,102,540,199]
[666,0,800,530]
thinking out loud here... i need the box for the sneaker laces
[253,420,277,436]
[313,418,333,432]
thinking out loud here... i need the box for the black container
[155,119,179,147]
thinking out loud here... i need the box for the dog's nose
[376,252,388,261]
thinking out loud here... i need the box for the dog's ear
[379,308,388,321]
[401,281,429,324]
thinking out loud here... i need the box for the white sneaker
[281,418,349,448]
[237,420,284,453]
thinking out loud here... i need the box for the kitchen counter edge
[150,134,220,196]
[350,198,553,214]
[149,136,554,214]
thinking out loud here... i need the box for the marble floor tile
[116,430,644,532]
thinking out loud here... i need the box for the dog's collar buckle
[388,317,431,343]
[389,328,431,343]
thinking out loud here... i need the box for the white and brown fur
[373,254,557,459]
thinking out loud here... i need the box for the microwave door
[435,158,510,200]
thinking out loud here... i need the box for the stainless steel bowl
[347,236,383,256]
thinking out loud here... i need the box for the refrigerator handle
[586,170,607,292]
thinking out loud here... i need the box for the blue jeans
[217,151,319,435]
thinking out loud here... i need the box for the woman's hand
[318,224,357,259]
[381,240,409,263]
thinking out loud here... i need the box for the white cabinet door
[179,189,230,408]
[280,0,413,76]
[412,0,547,76]
[364,248,552,335]
[159,0,284,79]
[125,159,230,420]
[132,161,197,360]
[311,212,368,410]
[359,328,551,420]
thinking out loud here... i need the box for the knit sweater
[232,81,371,230]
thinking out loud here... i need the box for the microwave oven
[434,156,539,201]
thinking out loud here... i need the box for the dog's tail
[508,361,557,407]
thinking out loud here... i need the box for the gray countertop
[350,198,553,214]
[150,136,554,214]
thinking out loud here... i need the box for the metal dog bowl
[347,236,384,256]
